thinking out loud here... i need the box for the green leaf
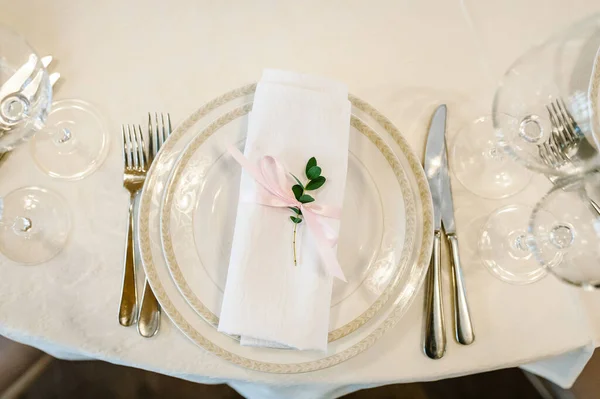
[298,194,315,204]
[288,207,302,215]
[306,166,321,180]
[305,157,317,176]
[290,216,302,224]
[292,185,303,201]
[290,173,304,188]
[306,176,326,190]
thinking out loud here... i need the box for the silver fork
[539,99,600,213]
[119,125,147,326]
[538,98,595,168]
[137,112,172,338]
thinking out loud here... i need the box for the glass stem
[513,234,529,253]
[0,215,32,236]
[55,127,73,145]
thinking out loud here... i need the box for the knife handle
[447,233,475,345]
[424,230,446,359]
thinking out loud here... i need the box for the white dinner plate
[138,84,433,373]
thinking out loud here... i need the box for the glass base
[478,204,548,284]
[529,173,600,289]
[451,116,532,199]
[30,99,109,180]
[0,187,71,264]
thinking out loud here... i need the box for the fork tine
[549,103,570,148]
[155,113,164,148]
[135,124,146,170]
[49,72,61,88]
[546,104,559,129]
[160,113,168,145]
[130,125,139,169]
[542,142,557,167]
[538,144,549,166]
[556,99,579,141]
[121,125,128,167]
[41,55,53,69]
[167,113,172,136]
[547,104,562,147]
[550,137,567,163]
[147,113,155,163]
[141,124,148,169]
[552,123,568,149]
[151,113,158,158]
[124,125,133,168]
[551,102,570,144]
[543,140,558,166]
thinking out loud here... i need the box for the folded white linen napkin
[217,70,351,351]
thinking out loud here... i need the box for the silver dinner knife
[437,107,475,346]
[423,105,447,359]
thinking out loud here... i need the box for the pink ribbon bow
[229,147,347,282]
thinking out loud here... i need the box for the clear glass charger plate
[138,84,433,373]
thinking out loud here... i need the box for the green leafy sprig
[289,157,327,265]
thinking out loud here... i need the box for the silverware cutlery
[538,98,596,167]
[119,124,147,326]
[539,99,600,213]
[423,105,475,359]
[423,105,447,359]
[137,112,172,338]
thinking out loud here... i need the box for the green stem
[293,222,298,266]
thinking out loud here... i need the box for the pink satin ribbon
[229,147,347,282]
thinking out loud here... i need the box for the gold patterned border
[138,83,433,373]
[160,100,416,342]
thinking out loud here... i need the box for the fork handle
[119,195,137,326]
[138,280,161,337]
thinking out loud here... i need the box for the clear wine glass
[0,25,71,264]
[467,14,600,286]
[29,97,109,180]
[451,116,532,199]
[529,169,600,290]
[492,13,600,177]
[478,204,562,284]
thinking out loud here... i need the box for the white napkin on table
[217,70,351,351]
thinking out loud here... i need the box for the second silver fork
[138,112,172,338]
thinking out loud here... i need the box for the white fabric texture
[1,1,600,399]
[218,71,351,351]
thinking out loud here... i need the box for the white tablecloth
[1,1,599,398]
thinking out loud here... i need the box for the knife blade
[437,108,475,346]
[423,104,447,359]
